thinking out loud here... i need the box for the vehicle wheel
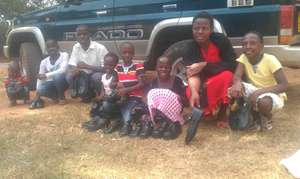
[163,40,191,85]
[19,42,42,90]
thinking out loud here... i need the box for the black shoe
[119,123,132,137]
[9,100,17,107]
[185,107,203,145]
[70,81,78,98]
[163,122,181,140]
[152,120,168,138]
[102,119,120,134]
[85,116,107,132]
[140,122,153,138]
[129,123,142,137]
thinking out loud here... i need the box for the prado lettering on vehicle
[4,0,300,89]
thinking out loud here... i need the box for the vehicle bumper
[234,45,300,68]
[3,45,9,58]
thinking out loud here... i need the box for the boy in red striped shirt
[116,42,145,136]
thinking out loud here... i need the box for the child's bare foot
[217,119,229,128]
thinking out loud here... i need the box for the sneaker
[260,114,273,131]
[119,123,132,137]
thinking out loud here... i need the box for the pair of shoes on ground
[82,116,107,131]
[119,122,143,137]
[82,116,120,134]
[29,99,45,109]
[152,121,181,140]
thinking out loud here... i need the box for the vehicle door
[55,0,114,53]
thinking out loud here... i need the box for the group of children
[4,24,288,141]
[80,42,186,139]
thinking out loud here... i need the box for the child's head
[76,25,90,47]
[119,42,134,65]
[8,61,20,78]
[156,56,172,80]
[46,39,59,58]
[242,31,264,61]
[104,52,119,73]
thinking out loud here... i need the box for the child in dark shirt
[4,62,30,106]
[140,56,187,139]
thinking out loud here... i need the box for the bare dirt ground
[0,60,299,178]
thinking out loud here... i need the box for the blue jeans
[37,73,68,100]
[120,96,143,123]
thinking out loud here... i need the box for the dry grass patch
[0,65,299,178]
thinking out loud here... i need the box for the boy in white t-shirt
[29,39,69,109]
[82,52,120,133]
[230,31,288,130]
[66,25,108,103]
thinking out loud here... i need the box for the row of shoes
[119,116,181,140]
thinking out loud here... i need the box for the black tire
[163,40,191,84]
[19,42,42,90]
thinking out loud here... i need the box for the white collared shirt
[68,41,108,74]
[37,52,69,88]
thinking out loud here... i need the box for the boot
[140,121,153,138]
[163,122,181,140]
[129,122,142,137]
[152,120,168,139]
[119,122,132,137]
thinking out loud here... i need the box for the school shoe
[84,116,108,132]
[119,123,132,137]
[162,122,181,140]
[140,121,153,138]
[102,119,121,134]
[129,122,142,137]
[152,120,169,139]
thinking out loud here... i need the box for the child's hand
[117,88,128,96]
[186,62,207,78]
[38,74,47,80]
[77,62,89,69]
[230,82,245,98]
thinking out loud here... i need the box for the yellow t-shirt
[237,53,287,100]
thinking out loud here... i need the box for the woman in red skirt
[183,12,237,128]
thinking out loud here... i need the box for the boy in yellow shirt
[230,31,288,130]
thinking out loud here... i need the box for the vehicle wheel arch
[6,27,46,59]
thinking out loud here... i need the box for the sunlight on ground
[0,65,299,178]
